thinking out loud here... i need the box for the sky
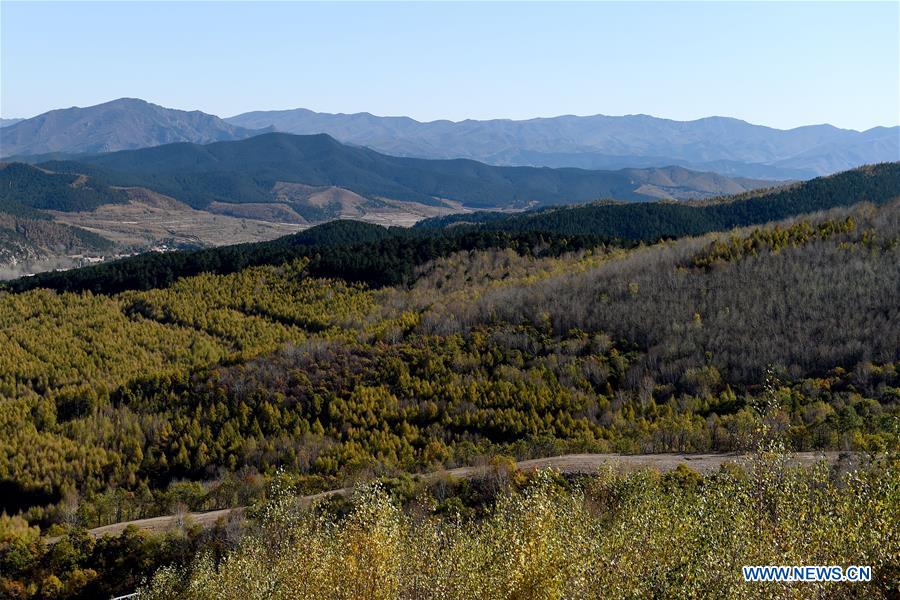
[1,1,898,131]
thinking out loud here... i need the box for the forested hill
[416,162,900,239]
[37,132,771,209]
[1,225,610,295]
[0,162,127,214]
[1,175,898,599]
[4,162,898,296]
[0,164,124,266]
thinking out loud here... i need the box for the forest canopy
[0,166,898,599]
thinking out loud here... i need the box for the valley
[6,99,893,284]
[1,172,897,596]
[0,132,780,276]
[49,188,307,250]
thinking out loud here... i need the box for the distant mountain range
[226,109,899,180]
[0,98,268,156]
[2,99,896,181]
[41,132,773,211]
[0,118,23,128]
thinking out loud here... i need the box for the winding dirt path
[67,451,842,540]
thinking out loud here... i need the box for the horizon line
[3,97,898,134]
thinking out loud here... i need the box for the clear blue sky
[2,1,898,130]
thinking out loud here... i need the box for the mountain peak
[0,99,268,157]
[107,97,153,106]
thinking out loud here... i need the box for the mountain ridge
[6,162,896,296]
[3,99,896,180]
[0,134,776,274]
[38,132,775,210]
[0,98,269,157]
[226,108,900,179]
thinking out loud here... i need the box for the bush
[139,456,900,599]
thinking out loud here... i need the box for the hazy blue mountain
[226,109,899,179]
[40,132,773,209]
[8,99,894,180]
[0,98,268,157]
[0,118,23,128]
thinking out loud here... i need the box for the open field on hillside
[49,188,307,248]
[50,187,476,250]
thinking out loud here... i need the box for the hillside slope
[5,163,896,295]
[416,163,900,240]
[0,162,128,213]
[1,200,895,524]
[0,164,121,271]
[57,451,841,540]
[40,132,773,210]
[1,189,897,599]
[0,213,115,272]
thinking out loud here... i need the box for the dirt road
[68,451,841,540]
